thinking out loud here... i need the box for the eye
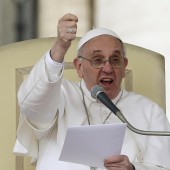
[92,58,103,64]
[110,57,121,65]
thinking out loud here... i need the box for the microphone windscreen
[91,85,103,99]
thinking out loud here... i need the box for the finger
[57,14,78,44]
[58,24,77,38]
[58,30,76,42]
[59,13,78,23]
[58,27,77,42]
[104,155,133,170]
[65,21,77,30]
[104,155,124,164]
[66,27,77,34]
[58,20,77,35]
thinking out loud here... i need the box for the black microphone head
[91,85,103,99]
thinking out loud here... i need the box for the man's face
[74,35,128,100]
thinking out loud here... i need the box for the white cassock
[14,52,170,170]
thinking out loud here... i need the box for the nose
[101,60,113,73]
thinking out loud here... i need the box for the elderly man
[14,13,170,170]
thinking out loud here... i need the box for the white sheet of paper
[59,123,127,168]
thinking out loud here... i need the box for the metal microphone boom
[91,85,170,136]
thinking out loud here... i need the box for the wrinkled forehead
[77,27,126,57]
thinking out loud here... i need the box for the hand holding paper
[59,123,127,168]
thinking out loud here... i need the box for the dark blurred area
[15,0,37,41]
[0,0,38,46]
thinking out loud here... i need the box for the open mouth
[100,78,113,85]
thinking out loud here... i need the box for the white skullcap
[77,27,124,51]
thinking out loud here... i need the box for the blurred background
[0,0,170,117]
[0,1,170,170]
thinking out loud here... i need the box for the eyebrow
[92,50,102,54]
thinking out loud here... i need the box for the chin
[105,92,113,100]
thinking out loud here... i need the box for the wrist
[50,41,68,63]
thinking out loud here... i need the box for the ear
[73,58,83,78]
[122,58,128,78]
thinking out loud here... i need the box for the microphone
[91,85,170,136]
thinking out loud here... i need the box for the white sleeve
[14,51,66,162]
[133,162,169,170]
[45,50,64,82]
[18,51,64,130]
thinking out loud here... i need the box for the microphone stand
[115,110,170,136]
[92,86,170,136]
